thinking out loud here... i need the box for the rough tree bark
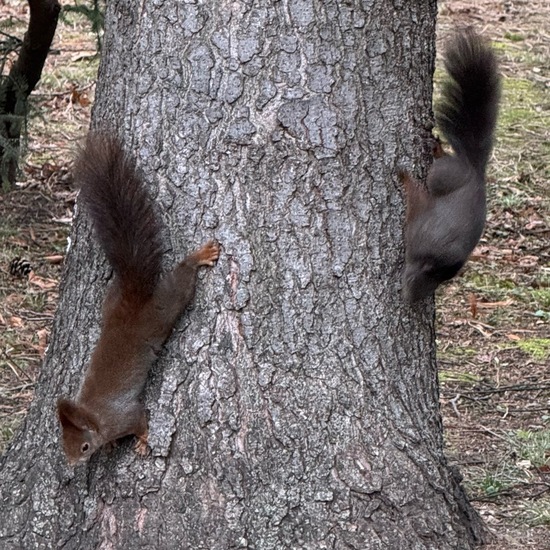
[0,0,61,188]
[0,1,486,548]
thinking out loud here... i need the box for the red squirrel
[57,135,219,465]
[400,28,501,302]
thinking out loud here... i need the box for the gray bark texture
[0,1,486,548]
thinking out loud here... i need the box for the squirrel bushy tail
[75,134,163,302]
[436,27,501,174]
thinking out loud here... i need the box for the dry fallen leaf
[37,329,49,359]
[28,273,57,290]
[469,294,478,319]
[518,255,539,268]
[70,85,91,107]
[78,93,91,107]
[9,316,24,328]
[476,299,514,309]
[41,162,58,178]
[467,320,493,338]
[44,255,64,265]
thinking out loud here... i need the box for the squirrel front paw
[134,431,150,457]
[195,240,220,267]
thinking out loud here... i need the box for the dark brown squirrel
[400,28,501,303]
[57,134,219,465]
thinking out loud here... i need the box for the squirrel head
[402,262,439,303]
[57,398,104,465]
[403,258,464,303]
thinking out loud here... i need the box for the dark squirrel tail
[436,28,501,175]
[75,134,164,302]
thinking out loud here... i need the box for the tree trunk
[0,1,486,548]
[0,0,61,189]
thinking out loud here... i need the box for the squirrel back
[75,135,164,303]
[436,28,501,175]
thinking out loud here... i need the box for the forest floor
[0,0,548,548]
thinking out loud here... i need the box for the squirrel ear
[57,398,98,432]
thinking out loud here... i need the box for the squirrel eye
[81,442,90,453]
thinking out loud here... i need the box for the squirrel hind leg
[398,169,430,222]
[397,168,423,197]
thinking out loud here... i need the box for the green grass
[478,471,512,498]
[458,269,550,323]
[0,420,20,455]
[21,292,48,313]
[464,272,516,293]
[438,370,481,384]
[531,288,550,311]
[520,499,550,527]
[466,429,550,503]
[467,460,527,499]
[513,429,550,467]
[38,58,99,93]
[514,339,550,361]
[503,32,525,43]
[493,75,550,191]
[438,346,478,359]
[0,221,18,240]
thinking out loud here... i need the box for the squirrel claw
[134,432,150,457]
[196,240,220,267]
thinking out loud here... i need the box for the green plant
[62,0,105,51]
[512,429,550,468]
[519,499,550,527]
[479,473,509,497]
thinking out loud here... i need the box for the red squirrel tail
[436,28,501,176]
[75,134,163,302]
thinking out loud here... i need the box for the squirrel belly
[57,135,220,465]
[401,28,501,303]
